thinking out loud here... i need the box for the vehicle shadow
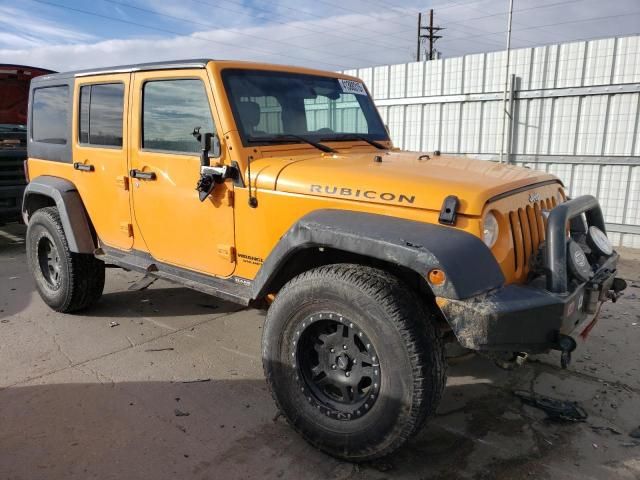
[2,359,636,480]
[85,286,243,318]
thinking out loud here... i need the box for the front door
[73,73,133,250]
[129,70,235,277]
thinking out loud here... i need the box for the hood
[0,65,54,126]
[251,150,560,216]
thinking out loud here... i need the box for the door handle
[129,169,156,180]
[73,162,94,172]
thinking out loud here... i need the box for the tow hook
[557,334,577,369]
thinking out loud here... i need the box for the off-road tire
[26,207,105,313]
[262,264,446,461]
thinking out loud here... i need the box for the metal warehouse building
[341,34,640,247]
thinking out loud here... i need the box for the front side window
[222,69,388,147]
[142,79,214,154]
[32,85,68,144]
[79,83,125,147]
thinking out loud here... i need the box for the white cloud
[0,5,95,49]
[0,0,638,72]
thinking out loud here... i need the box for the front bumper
[440,195,625,354]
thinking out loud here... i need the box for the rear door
[128,69,235,277]
[72,74,133,249]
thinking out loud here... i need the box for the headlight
[482,212,499,248]
[587,226,613,257]
[567,240,592,282]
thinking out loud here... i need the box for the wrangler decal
[310,185,415,204]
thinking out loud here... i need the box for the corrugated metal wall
[343,35,640,247]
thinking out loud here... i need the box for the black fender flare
[251,209,505,300]
[22,176,96,253]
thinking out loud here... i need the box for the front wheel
[262,264,446,461]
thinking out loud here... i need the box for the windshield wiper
[321,134,387,150]
[247,134,336,153]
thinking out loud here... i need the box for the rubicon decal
[310,185,416,205]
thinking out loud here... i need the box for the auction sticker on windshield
[338,79,367,96]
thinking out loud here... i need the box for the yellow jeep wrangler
[23,59,625,461]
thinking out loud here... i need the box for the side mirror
[192,128,221,167]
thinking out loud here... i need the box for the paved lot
[1,222,640,480]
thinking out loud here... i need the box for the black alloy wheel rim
[293,313,380,421]
[37,236,62,289]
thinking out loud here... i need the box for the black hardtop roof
[31,59,213,83]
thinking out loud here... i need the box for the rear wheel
[262,264,446,461]
[26,207,105,313]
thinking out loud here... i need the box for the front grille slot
[507,196,556,277]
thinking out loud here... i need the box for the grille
[508,195,558,277]
[0,151,27,187]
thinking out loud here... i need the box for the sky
[0,0,639,72]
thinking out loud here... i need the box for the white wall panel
[440,103,460,152]
[387,105,405,148]
[357,67,373,93]
[424,59,443,96]
[556,41,586,88]
[625,167,640,225]
[406,62,424,97]
[460,102,481,152]
[599,165,629,223]
[576,95,607,155]
[510,48,533,90]
[484,51,506,92]
[548,164,573,188]
[389,63,406,99]
[404,105,422,151]
[571,164,601,197]
[480,101,501,153]
[614,36,640,84]
[583,38,615,86]
[372,65,389,100]
[550,97,579,154]
[463,53,484,94]
[605,93,639,155]
[524,98,553,154]
[529,46,548,90]
[422,104,440,151]
[545,44,559,89]
[443,57,463,95]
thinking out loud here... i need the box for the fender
[251,209,505,301]
[22,176,95,253]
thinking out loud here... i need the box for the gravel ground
[1,222,639,480]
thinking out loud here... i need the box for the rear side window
[142,79,214,153]
[32,86,68,144]
[79,83,125,147]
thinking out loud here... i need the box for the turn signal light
[428,269,446,286]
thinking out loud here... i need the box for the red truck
[0,64,54,222]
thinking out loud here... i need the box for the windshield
[222,69,389,147]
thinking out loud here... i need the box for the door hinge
[227,190,234,207]
[116,176,130,190]
[217,244,236,262]
[120,223,134,237]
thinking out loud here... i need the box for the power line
[24,0,368,70]
[99,0,388,66]
[191,0,413,52]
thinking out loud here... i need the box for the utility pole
[416,9,443,61]
[499,0,514,163]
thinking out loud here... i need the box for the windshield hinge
[439,195,459,226]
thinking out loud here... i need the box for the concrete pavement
[1,222,639,480]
